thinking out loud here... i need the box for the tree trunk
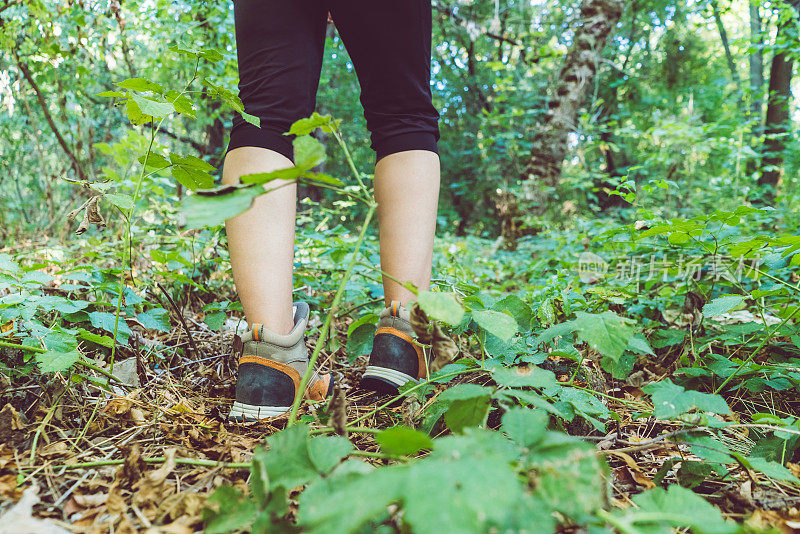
[711,0,740,89]
[749,0,764,122]
[758,0,800,193]
[524,0,625,188]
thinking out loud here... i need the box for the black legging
[228,0,440,162]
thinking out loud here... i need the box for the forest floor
[3,220,800,533]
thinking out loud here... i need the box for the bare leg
[223,147,296,335]
[374,150,441,307]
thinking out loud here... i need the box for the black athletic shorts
[228,0,440,162]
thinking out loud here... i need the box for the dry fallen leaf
[410,304,459,373]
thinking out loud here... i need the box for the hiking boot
[228,302,333,422]
[360,301,427,395]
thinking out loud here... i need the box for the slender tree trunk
[711,0,740,89]
[758,0,800,192]
[524,0,625,188]
[749,0,764,122]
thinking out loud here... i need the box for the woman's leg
[330,0,441,305]
[222,148,296,335]
[374,150,440,307]
[226,0,328,333]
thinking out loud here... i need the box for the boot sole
[361,366,417,395]
[228,401,291,422]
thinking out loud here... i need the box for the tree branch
[15,58,87,181]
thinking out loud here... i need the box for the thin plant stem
[287,204,377,425]
[29,384,70,464]
[0,340,124,384]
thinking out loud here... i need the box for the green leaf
[439,384,492,433]
[502,407,547,447]
[78,330,114,348]
[573,311,636,362]
[36,350,80,373]
[293,135,326,169]
[607,485,737,534]
[346,320,376,359]
[205,311,226,332]
[88,311,132,337]
[171,166,214,191]
[627,333,655,355]
[307,435,353,473]
[105,194,134,210]
[137,308,171,332]
[287,113,338,135]
[240,167,305,185]
[532,321,576,346]
[181,187,263,229]
[165,91,196,117]
[743,456,800,482]
[170,153,216,172]
[376,426,434,456]
[97,90,125,98]
[138,153,170,169]
[259,424,318,489]
[303,172,344,186]
[703,295,746,317]
[493,295,533,331]
[642,379,731,419]
[416,291,464,325]
[204,485,257,534]
[472,309,518,342]
[116,77,165,93]
[492,365,558,388]
[129,93,173,118]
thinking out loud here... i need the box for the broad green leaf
[439,384,492,433]
[181,187,263,229]
[573,311,636,362]
[259,424,318,489]
[642,380,730,419]
[138,153,170,169]
[307,435,353,473]
[346,320,376,359]
[240,167,305,185]
[492,365,558,389]
[169,153,216,171]
[303,172,344,186]
[165,91,196,117]
[137,308,171,332]
[78,330,114,348]
[88,311,132,337]
[743,456,799,482]
[532,321,576,346]
[502,407,547,447]
[627,333,655,355]
[416,291,464,325]
[493,295,533,330]
[105,194,134,210]
[205,311,226,332]
[287,112,337,135]
[129,93,173,118]
[607,485,737,534]
[376,426,434,456]
[116,77,165,93]
[293,135,326,169]
[472,309,517,342]
[204,485,257,534]
[36,350,80,373]
[703,295,746,317]
[171,166,214,191]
